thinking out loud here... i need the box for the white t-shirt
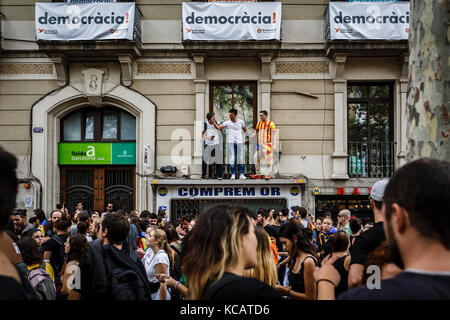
[142,249,171,300]
[223,119,246,144]
[204,121,220,146]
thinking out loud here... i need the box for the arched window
[61,107,136,142]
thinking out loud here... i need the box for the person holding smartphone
[201,112,223,180]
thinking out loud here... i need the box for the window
[61,107,136,142]
[210,82,257,131]
[347,83,394,178]
[209,82,257,177]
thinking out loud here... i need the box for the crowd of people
[0,145,450,301]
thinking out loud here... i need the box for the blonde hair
[151,226,174,270]
[182,205,251,300]
[243,225,278,288]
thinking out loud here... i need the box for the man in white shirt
[201,112,223,179]
[216,109,248,179]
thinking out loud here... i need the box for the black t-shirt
[42,234,69,275]
[0,276,33,300]
[350,222,386,265]
[76,242,152,300]
[203,272,283,301]
[338,271,450,300]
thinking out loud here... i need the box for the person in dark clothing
[314,158,450,300]
[115,210,139,259]
[348,217,362,253]
[73,213,152,300]
[322,230,351,297]
[0,146,36,300]
[42,215,71,278]
[182,204,282,300]
[347,179,388,288]
[277,221,319,300]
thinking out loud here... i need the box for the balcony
[348,141,395,178]
[204,138,257,179]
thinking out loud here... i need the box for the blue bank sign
[177,186,281,197]
[156,184,303,221]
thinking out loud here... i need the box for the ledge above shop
[151,178,306,186]
[325,40,409,59]
[183,40,282,58]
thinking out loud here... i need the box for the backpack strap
[51,234,64,246]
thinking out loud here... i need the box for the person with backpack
[201,112,223,180]
[72,213,152,300]
[24,228,55,280]
[42,214,71,295]
[60,234,88,300]
[17,237,56,300]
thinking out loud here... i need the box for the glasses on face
[338,215,344,217]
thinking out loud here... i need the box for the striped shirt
[256,120,276,145]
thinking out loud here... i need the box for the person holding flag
[250,110,277,180]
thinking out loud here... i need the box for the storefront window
[102,111,118,140]
[61,107,136,142]
[315,195,373,225]
[85,111,95,140]
[120,112,136,141]
[63,112,81,141]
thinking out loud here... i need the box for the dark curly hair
[17,237,43,266]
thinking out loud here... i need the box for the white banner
[328,2,409,40]
[35,2,135,41]
[67,1,117,3]
[182,2,282,41]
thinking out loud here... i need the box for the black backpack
[101,245,152,300]
[50,235,66,275]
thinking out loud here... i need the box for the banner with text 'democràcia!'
[35,2,135,41]
[182,2,282,41]
[328,2,409,40]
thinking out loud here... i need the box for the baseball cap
[369,179,389,202]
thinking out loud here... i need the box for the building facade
[0,0,410,223]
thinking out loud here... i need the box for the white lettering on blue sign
[177,186,281,197]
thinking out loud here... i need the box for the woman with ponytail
[182,204,282,300]
[243,225,278,288]
[277,221,319,300]
[142,226,172,300]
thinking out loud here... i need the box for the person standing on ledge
[249,110,277,180]
[215,109,248,180]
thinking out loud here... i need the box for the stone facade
[0,1,409,219]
